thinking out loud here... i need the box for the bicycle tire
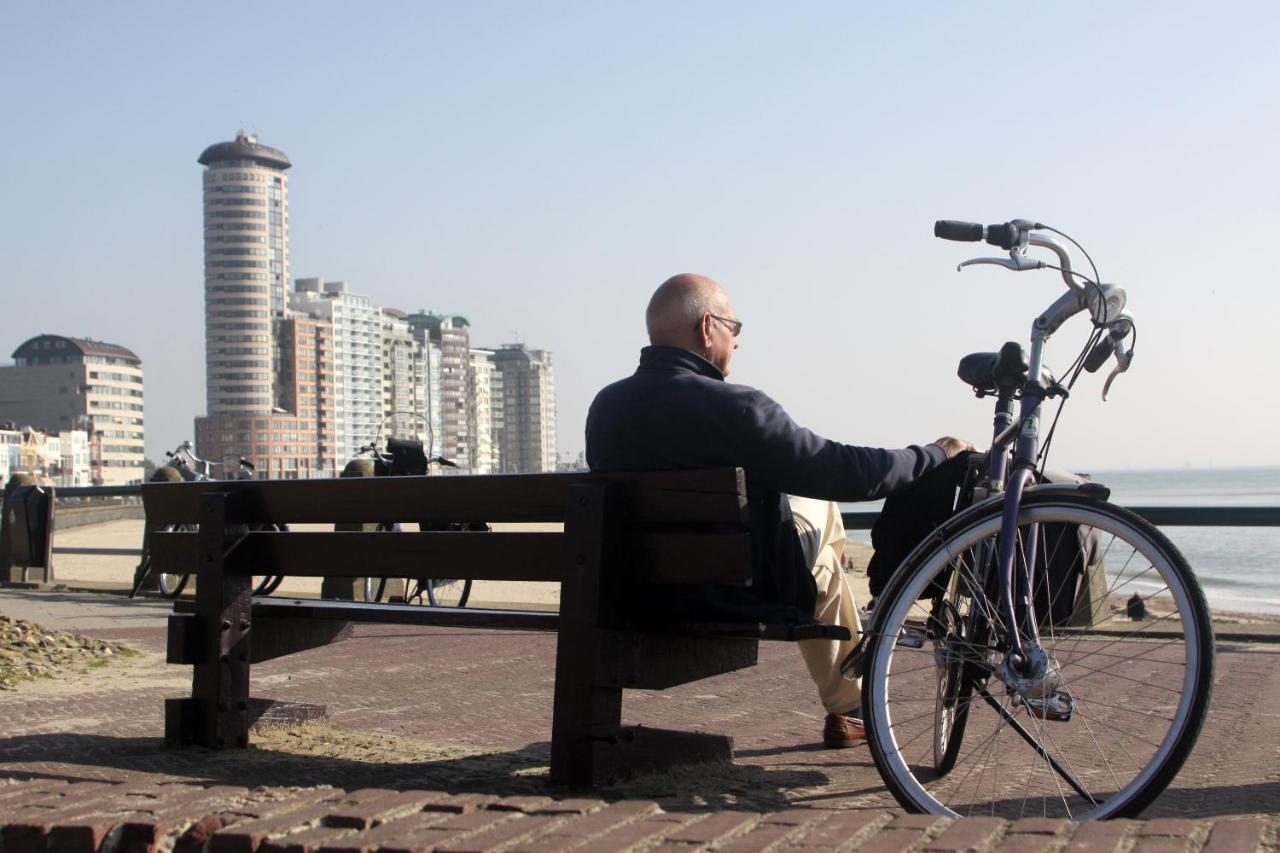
[362,523,395,603]
[254,575,284,596]
[931,575,976,775]
[862,494,1214,820]
[426,577,472,607]
[155,523,192,598]
[253,523,287,596]
[363,576,387,603]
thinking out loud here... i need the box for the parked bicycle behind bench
[130,441,284,599]
[353,416,487,608]
[847,219,1214,820]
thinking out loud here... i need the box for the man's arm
[736,389,964,501]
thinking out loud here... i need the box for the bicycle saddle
[958,341,1028,394]
[384,437,428,476]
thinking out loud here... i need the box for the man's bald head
[646,273,729,347]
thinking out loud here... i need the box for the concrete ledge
[53,503,145,530]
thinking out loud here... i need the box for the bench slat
[150,530,565,582]
[148,530,754,585]
[142,468,747,526]
[176,597,562,631]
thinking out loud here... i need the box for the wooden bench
[142,468,849,787]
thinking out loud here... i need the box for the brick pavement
[0,779,1274,851]
[1,591,1278,850]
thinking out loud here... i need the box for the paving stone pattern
[1,591,1279,850]
[1,779,1277,852]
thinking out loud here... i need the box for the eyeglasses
[709,314,743,337]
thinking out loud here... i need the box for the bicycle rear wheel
[363,576,388,603]
[426,578,472,607]
[254,575,284,596]
[156,568,189,598]
[862,495,1214,819]
[155,523,192,598]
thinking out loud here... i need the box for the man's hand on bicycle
[933,436,976,459]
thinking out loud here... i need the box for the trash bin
[4,484,53,570]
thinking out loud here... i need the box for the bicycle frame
[973,233,1114,673]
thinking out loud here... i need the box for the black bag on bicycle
[868,457,1102,627]
[867,452,982,598]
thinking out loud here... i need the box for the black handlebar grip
[1084,336,1117,373]
[934,220,985,242]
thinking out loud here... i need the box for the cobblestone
[0,591,1277,850]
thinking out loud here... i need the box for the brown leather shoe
[823,712,866,748]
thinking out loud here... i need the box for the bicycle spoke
[976,687,1099,805]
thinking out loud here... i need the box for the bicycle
[849,219,1214,820]
[130,441,285,599]
[352,416,482,608]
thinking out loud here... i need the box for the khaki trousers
[789,495,863,716]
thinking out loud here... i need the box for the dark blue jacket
[586,345,947,622]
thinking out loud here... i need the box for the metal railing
[842,506,1280,530]
[50,484,144,560]
[7,481,1278,583]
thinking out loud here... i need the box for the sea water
[843,466,1280,615]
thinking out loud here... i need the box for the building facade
[290,279,384,465]
[467,348,503,474]
[406,313,472,468]
[199,131,290,417]
[0,335,144,485]
[0,427,93,487]
[492,344,557,473]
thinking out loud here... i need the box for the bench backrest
[141,468,753,587]
[142,469,746,525]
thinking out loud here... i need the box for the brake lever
[1101,346,1134,401]
[957,254,1047,273]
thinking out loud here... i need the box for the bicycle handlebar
[933,220,1026,251]
[936,217,1137,398]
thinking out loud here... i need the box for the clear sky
[2,2,1276,470]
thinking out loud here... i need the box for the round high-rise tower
[198,131,291,415]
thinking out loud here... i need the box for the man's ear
[696,313,712,348]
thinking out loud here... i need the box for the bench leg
[182,491,253,749]
[550,678,622,787]
[550,483,620,787]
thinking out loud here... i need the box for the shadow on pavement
[0,731,829,812]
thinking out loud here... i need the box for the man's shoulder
[592,369,761,409]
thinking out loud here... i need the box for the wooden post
[550,483,618,786]
[191,490,252,748]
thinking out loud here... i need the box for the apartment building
[492,344,557,473]
[0,335,144,485]
[199,131,290,417]
[290,279,384,465]
[467,348,503,474]
[406,312,472,468]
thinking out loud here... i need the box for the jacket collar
[637,345,725,381]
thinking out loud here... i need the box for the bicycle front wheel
[862,495,1214,820]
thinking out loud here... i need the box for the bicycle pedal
[1020,691,1074,722]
